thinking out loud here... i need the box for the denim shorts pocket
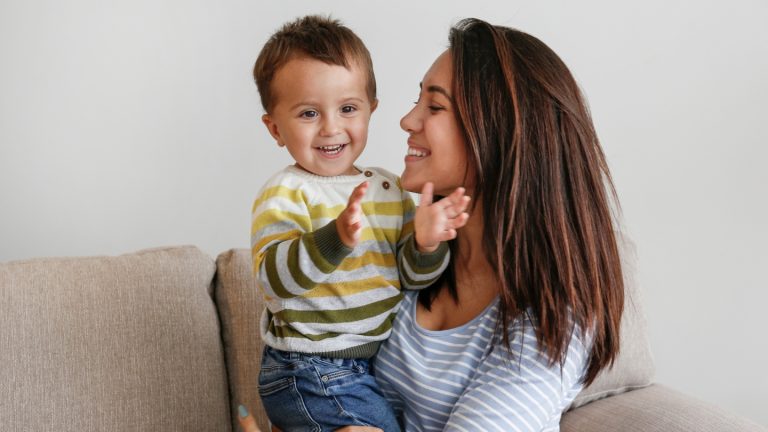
[258,376,320,431]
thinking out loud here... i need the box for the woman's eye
[300,110,318,119]
[341,105,356,114]
[428,105,445,112]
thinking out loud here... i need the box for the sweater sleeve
[251,183,352,300]
[395,179,450,290]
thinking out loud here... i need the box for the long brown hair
[420,18,624,386]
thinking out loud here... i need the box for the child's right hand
[336,181,369,248]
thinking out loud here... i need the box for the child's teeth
[408,148,427,157]
[319,144,343,154]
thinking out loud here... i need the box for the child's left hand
[414,182,471,253]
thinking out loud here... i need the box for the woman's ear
[261,114,285,147]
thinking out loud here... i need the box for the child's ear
[261,114,285,147]
[370,98,379,114]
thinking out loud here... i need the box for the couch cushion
[570,233,655,408]
[0,246,231,432]
[214,249,272,432]
[563,384,766,432]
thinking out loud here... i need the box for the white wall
[1,0,766,426]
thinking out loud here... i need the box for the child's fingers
[448,212,470,229]
[436,228,457,241]
[446,187,466,204]
[454,195,471,213]
[419,182,434,207]
[350,221,362,234]
[446,189,470,211]
[348,181,369,207]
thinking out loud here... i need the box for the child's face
[262,57,377,177]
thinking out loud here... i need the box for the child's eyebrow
[419,82,454,103]
[288,97,366,111]
[341,97,366,104]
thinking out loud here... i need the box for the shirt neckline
[409,292,500,338]
[285,164,369,183]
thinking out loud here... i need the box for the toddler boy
[251,15,469,432]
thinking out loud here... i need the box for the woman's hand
[237,404,263,432]
[414,182,470,252]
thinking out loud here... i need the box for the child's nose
[320,116,341,137]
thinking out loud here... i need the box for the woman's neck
[455,200,487,267]
[454,199,498,292]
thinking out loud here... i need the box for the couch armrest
[562,384,766,432]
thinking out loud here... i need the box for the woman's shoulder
[492,311,589,381]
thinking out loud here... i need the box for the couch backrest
[569,233,655,408]
[0,246,231,432]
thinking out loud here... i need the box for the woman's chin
[399,173,423,194]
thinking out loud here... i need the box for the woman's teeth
[407,147,427,157]
[318,144,345,155]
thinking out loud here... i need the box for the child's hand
[414,182,471,253]
[336,181,369,248]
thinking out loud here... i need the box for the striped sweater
[251,165,449,358]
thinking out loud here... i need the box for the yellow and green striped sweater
[251,165,449,358]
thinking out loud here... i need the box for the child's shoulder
[252,166,312,210]
[363,167,407,193]
[262,165,302,186]
[363,167,402,184]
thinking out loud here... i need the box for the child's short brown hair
[253,15,377,113]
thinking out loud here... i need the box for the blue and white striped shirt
[373,291,588,432]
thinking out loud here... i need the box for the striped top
[374,291,588,432]
[251,165,449,358]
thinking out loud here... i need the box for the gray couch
[1,244,764,432]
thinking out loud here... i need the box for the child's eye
[300,110,318,119]
[341,105,357,114]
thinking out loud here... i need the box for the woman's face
[400,50,472,197]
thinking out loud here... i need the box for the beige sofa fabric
[0,246,231,432]
[215,249,272,432]
[570,234,655,408]
[562,384,767,432]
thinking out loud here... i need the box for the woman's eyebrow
[419,82,454,102]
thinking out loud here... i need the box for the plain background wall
[1,0,766,426]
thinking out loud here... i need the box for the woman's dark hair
[419,18,624,386]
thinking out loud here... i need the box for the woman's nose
[400,106,419,133]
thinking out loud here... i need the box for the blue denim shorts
[258,346,400,432]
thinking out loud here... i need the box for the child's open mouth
[317,144,347,157]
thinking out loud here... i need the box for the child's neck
[293,163,361,177]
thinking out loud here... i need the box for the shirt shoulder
[252,166,314,214]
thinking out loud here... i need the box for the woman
[241,17,624,432]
